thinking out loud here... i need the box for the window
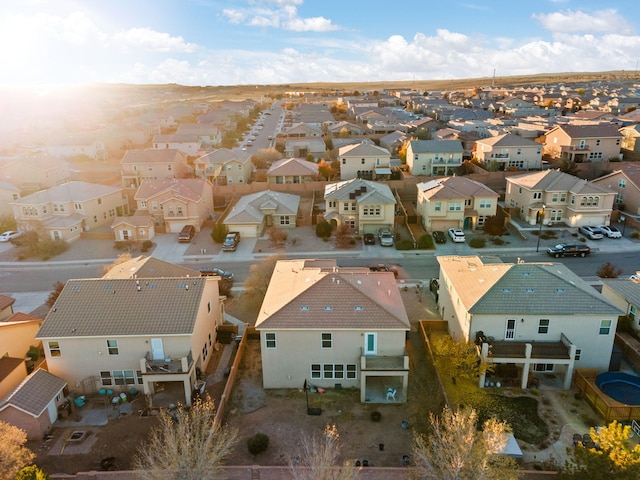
[311,363,357,380]
[599,320,612,335]
[629,305,637,321]
[538,319,550,334]
[618,179,626,188]
[595,139,601,146]
[560,193,567,202]
[113,370,136,385]
[479,199,491,209]
[448,202,462,211]
[552,193,559,203]
[550,209,562,222]
[321,333,332,349]
[434,202,441,211]
[533,363,554,372]
[328,201,336,208]
[311,364,321,379]
[575,349,582,361]
[280,216,290,225]
[615,193,624,204]
[100,371,112,386]
[361,158,365,164]
[464,199,472,207]
[107,339,119,355]
[265,332,276,349]
[48,341,61,357]
[533,192,542,200]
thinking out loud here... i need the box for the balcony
[361,354,409,371]
[141,350,193,375]
[563,144,590,152]
[488,341,571,360]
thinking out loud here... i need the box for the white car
[578,226,604,240]
[598,225,622,238]
[448,228,465,243]
[0,230,22,242]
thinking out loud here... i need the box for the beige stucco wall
[259,329,407,389]
[0,321,42,359]
[0,364,27,399]
[0,405,52,440]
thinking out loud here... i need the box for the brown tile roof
[0,357,25,383]
[0,294,15,311]
[135,178,209,202]
[267,158,319,177]
[508,169,614,194]
[555,123,622,139]
[418,176,499,201]
[36,277,208,338]
[256,259,410,330]
[1,312,42,324]
[102,256,201,279]
[0,369,67,417]
[120,149,184,164]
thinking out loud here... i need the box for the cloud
[113,28,199,53]
[533,9,633,34]
[222,3,338,32]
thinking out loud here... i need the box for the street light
[536,204,546,252]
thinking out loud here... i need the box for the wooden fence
[574,369,640,422]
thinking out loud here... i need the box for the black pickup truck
[546,243,591,258]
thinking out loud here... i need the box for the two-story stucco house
[10,181,128,242]
[323,178,396,234]
[337,142,392,180]
[0,313,43,399]
[506,169,616,226]
[152,134,202,157]
[284,138,327,161]
[283,122,323,138]
[131,178,214,234]
[0,181,20,216]
[0,154,70,194]
[416,177,499,231]
[46,136,107,161]
[256,259,410,403]
[473,133,543,171]
[223,190,300,238]
[120,149,190,190]
[601,277,640,333]
[36,275,225,406]
[436,256,622,390]
[592,164,640,215]
[176,123,222,146]
[266,157,319,184]
[543,124,623,163]
[194,148,252,186]
[405,140,464,176]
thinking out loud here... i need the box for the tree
[0,214,17,234]
[315,219,333,238]
[0,420,36,480]
[240,255,283,314]
[412,406,521,480]
[211,223,228,244]
[267,226,287,247]
[16,465,49,480]
[45,280,65,308]
[597,262,623,278]
[289,424,359,480]
[134,398,238,480]
[317,160,333,180]
[251,147,282,170]
[483,215,506,236]
[559,159,579,176]
[560,421,640,480]
[103,252,133,274]
[431,335,492,380]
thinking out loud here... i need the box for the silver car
[578,226,604,240]
[378,228,394,247]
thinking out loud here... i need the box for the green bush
[247,433,270,455]
[211,223,228,243]
[469,237,486,248]
[315,219,333,238]
[417,234,434,249]
[395,239,415,250]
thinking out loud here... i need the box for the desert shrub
[395,239,415,250]
[469,237,486,248]
[417,234,434,249]
[491,237,505,245]
[211,223,228,243]
[37,238,69,260]
[141,240,153,252]
[315,219,332,238]
[247,433,270,455]
[579,237,586,242]
[114,241,130,250]
[631,230,640,239]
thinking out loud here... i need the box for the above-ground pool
[596,372,640,405]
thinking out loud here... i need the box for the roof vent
[185,284,189,291]
[137,286,141,292]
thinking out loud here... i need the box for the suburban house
[102,255,201,280]
[266,157,319,184]
[620,124,640,158]
[326,121,364,136]
[601,277,640,333]
[194,148,252,185]
[473,133,543,171]
[111,213,156,243]
[0,180,20,216]
[10,181,129,242]
[132,178,214,234]
[120,149,190,190]
[176,123,222,146]
[255,259,410,403]
[46,136,107,161]
[505,169,616,226]
[337,142,392,180]
[436,256,623,390]
[284,138,327,160]
[0,294,15,321]
[0,369,68,440]
[283,123,323,138]
[223,190,300,238]
[35,275,226,406]
[379,130,409,157]
[416,177,499,231]
[0,154,70,194]
[152,134,202,157]
[592,164,640,215]
[323,178,396,234]
[542,124,623,162]
[405,140,464,176]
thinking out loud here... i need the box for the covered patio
[360,354,409,403]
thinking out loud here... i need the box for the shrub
[141,240,153,252]
[315,219,332,238]
[247,433,270,455]
[469,237,486,248]
[395,239,415,250]
[417,234,434,249]
[37,238,69,259]
[631,230,640,239]
[211,223,228,243]
[579,237,586,242]
[491,237,505,245]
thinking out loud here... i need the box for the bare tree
[103,252,133,274]
[412,406,521,480]
[239,254,283,312]
[289,424,360,480]
[0,420,36,480]
[45,280,66,308]
[134,398,237,480]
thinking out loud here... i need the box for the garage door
[430,220,459,232]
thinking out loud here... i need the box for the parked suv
[578,226,604,240]
[547,243,591,258]
[378,228,394,247]
[178,225,196,243]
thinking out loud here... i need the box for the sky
[1,0,639,87]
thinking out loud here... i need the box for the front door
[364,333,377,355]
[150,338,165,360]
[505,319,516,340]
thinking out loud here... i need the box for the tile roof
[267,158,319,177]
[36,277,208,338]
[553,123,622,138]
[0,294,15,311]
[135,178,210,203]
[601,278,640,307]
[409,139,464,153]
[102,256,201,279]
[195,148,250,165]
[324,178,396,205]
[1,312,42,324]
[338,142,391,157]
[256,259,410,330]
[224,190,300,224]
[121,149,185,164]
[111,213,155,228]
[476,133,541,148]
[417,176,499,200]
[15,181,122,204]
[0,369,67,418]
[152,134,200,143]
[507,169,615,194]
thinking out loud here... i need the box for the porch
[360,354,409,403]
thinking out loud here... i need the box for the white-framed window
[321,333,332,349]
[533,363,554,372]
[538,319,550,335]
[280,216,290,225]
[448,202,462,211]
[619,179,627,188]
[265,332,276,349]
[599,320,612,335]
[533,192,542,200]
[107,339,119,355]
[112,370,137,386]
[616,193,624,204]
[629,305,637,321]
[328,201,336,208]
[550,209,562,222]
[434,202,441,211]
[575,349,582,361]
[560,193,567,202]
[552,193,559,203]
[311,363,357,380]
[48,341,61,357]
[364,333,377,355]
[479,199,491,209]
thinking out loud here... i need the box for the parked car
[363,233,376,245]
[199,267,234,279]
[432,231,447,244]
[378,228,394,247]
[178,225,196,243]
[547,244,591,258]
[0,230,22,242]
[368,263,399,278]
[598,225,622,238]
[222,232,241,252]
[448,228,466,243]
[578,226,604,240]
